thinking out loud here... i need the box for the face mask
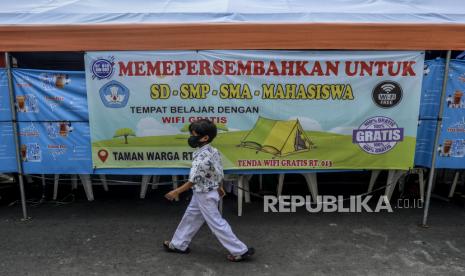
[188,135,202,148]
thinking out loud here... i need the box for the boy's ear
[200,135,209,143]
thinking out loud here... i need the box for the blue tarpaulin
[420,59,444,120]
[414,59,465,169]
[0,69,12,121]
[436,60,465,168]
[414,120,437,168]
[0,122,17,173]
[0,69,17,173]
[18,122,92,174]
[13,69,88,121]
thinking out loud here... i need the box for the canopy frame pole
[5,52,29,220]
[422,50,452,227]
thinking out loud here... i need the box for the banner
[0,70,17,172]
[85,51,424,170]
[0,122,17,172]
[0,69,12,121]
[18,122,92,174]
[13,69,88,121]
[414,120,437,168]
[420,59,444,120]
[436,60,465,169]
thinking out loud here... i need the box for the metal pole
[422,50,452,227]
[4,52,29,220]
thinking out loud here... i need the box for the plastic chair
[277,173,318,200]
[448,171,463,198]
[367,170,423,201]
[236,173,318,216]
[237,174,253,216]
[140,175,179,200]
[52,174,95,201]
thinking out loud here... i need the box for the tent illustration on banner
[239,116,314,157]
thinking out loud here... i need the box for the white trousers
[170,190,248,255]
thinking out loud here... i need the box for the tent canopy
[1,0,465,24]
[1,1,465,50]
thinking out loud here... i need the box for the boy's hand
[218,187,226,198]
[165,190,179,201]
[164,182,193,201]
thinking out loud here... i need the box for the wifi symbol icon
[381,83,396,93]
[373,81,402,108]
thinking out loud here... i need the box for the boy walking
[164,119,254,262]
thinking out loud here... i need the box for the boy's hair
[189,119,217,143]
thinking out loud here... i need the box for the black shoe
[163,241,190,254]
[227,247,255,262]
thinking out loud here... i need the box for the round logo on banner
[352,116,404,155]
[99,80,130,108]
[92,58,114,79]
[372,81,403,108]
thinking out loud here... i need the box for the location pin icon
[98,149,109,162]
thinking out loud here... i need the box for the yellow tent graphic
[239,116,314,157]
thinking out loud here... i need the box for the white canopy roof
[1,0,465,25]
